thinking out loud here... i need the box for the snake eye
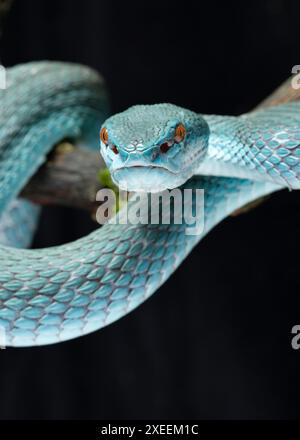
[100,127,109,145]
[111,145,119,155]
[174,123,186,143]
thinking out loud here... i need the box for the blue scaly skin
[0,61,298,346]
[101,102,300,191]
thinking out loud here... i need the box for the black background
[0,0,299,420]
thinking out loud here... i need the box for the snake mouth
[112,166,181,192]
[114,164,177,174]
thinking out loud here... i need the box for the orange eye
[174,124,186,143]
[100,127,109,145]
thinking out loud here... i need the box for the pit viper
[0,61,299,347]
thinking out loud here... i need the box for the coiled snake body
[0,61,299,346]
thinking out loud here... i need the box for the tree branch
[20,142,107,215]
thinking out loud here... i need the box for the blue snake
[0,61,299,347]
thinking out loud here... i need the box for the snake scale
[0,61,299,347]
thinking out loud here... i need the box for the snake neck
[198,114,260,181]
[198,104,300,190]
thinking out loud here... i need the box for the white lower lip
[114,165,177,175]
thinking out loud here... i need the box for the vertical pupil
[175,124,186,143]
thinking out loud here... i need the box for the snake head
[100,104,209,192]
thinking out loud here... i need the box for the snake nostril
[111,145,119,155]
[160,142,171,154]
